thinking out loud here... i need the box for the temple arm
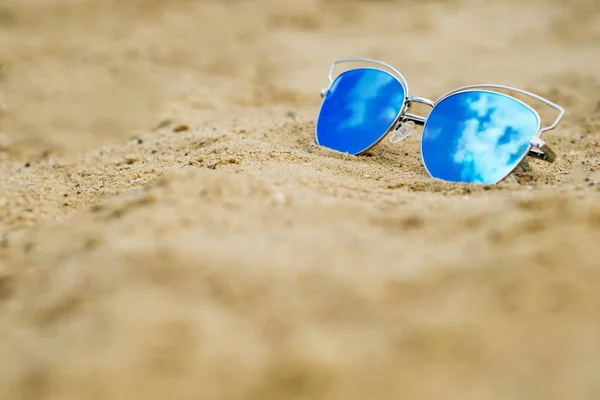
[528,139,556,163]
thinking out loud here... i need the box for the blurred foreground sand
[1,0,600,398]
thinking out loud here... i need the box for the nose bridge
[389,96,435,144]
[408,96,435,108]
[403,96,435,126]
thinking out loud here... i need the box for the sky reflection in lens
[422,91,540,184]
[316,68,405,155]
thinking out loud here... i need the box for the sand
[1,0,600,398]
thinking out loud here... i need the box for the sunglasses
[315,59,565,185]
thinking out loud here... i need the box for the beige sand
[1,0,600,398]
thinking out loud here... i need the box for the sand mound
[1,0,600,398]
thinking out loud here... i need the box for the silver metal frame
[316,58,565,183]
[326,58,409,93]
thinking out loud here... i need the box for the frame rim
[327,58,410,96]
[420,89,542,185]
[316,63,409,156]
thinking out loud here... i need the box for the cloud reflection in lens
[422,91,540,184]
[316,68,405,155]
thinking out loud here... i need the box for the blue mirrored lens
[422,91,540,184]
[316,68,405,155]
